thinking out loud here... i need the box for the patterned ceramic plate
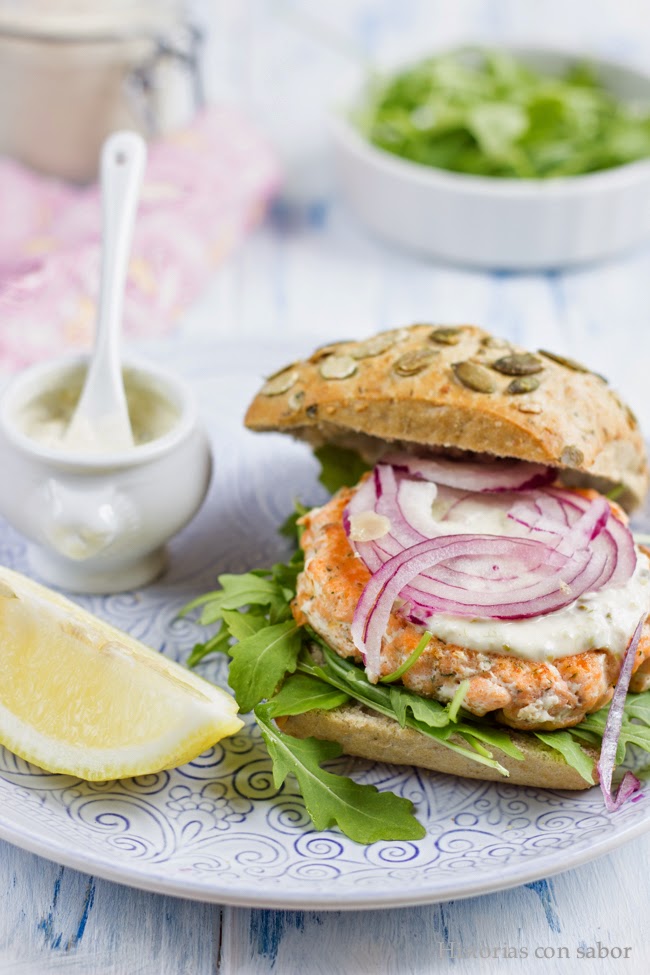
[0,342,648,910]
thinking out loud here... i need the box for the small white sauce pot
[0,354,212,593]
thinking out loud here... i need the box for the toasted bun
[245,323,648,510]
[277,705,599,790]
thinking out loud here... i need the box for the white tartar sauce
[17,366,179,452]
[408,481,650,661]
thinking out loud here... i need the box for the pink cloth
[0,107,280,372]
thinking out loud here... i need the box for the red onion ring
[383,453,554,492]
[351,534,576,681]
[597,616,645,812]
[344,460,638,681]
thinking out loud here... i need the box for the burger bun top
[244,324,649,511]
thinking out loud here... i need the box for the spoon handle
[64,131,146,452]
[91,131,147,386]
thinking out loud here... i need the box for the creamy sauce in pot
[17,366,179,451]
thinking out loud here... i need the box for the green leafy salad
[355,48,650,179]
[183,447,650,845]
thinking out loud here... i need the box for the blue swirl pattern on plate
[0,343,648,909]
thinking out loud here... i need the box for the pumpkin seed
[491,353,544,376]
[287,390,305,412]
[351,333,397,359]
[480,335,511,350]
[517,402,543,414]
[391,327,411,344]
[506,375,540,395]
[538,349,589,373]
[309,341,347,363]
[560,445,584,467]
[429,326,463,345]
[393,348,438,376]
[319,355,358,380]
[262,369,299,396]
[453,360,496,393]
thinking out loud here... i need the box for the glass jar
[0,0,203,182]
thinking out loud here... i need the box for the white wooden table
[2,1,650,972]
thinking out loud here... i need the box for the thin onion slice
[384,453,554,492]
[345,467,435,575]
[346,469,635,613]
[597,616,645,812]
[351,534,574,681]
[344,459,638,682]
[543,488,635,589]
[554,495,609,554]
[350,491,628,618]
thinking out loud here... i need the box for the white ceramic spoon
[64,131,147,452]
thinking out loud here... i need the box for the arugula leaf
[447,680,470,722]
[220,608,267,641]
[264,673,350,718]
[456,723,524,762]
[186,574,283,626]
[183,550,650,842]
[605,484,625,502]
[271,552,304,594]
[534,731,596,784]
[543,691,650,776]
[184,558,307,712]
[613,722,650,757]
[388,684,452,729]
[280,499,310,543]
[228,621,303,713]
[305,647,513,774]
[564,727,602,749]
[621,692,650,725]
[255,705,425,843]
[357,48,650,179]
[571,703,650,765]
[467,101,528,163]
[314,445,371,494]
[380,632,430,684]
[186,627,231,668]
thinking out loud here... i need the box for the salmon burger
[244,323,650,806]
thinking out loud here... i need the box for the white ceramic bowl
[0,355,212,593]
[332,47,650,269]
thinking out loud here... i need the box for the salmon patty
[293,488,650,731]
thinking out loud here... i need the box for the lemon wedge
[0,566,243,780]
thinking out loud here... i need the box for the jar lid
[0,0,184,41]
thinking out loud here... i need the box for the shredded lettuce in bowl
[354,48,650,179]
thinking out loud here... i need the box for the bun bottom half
[276,704,600,790]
